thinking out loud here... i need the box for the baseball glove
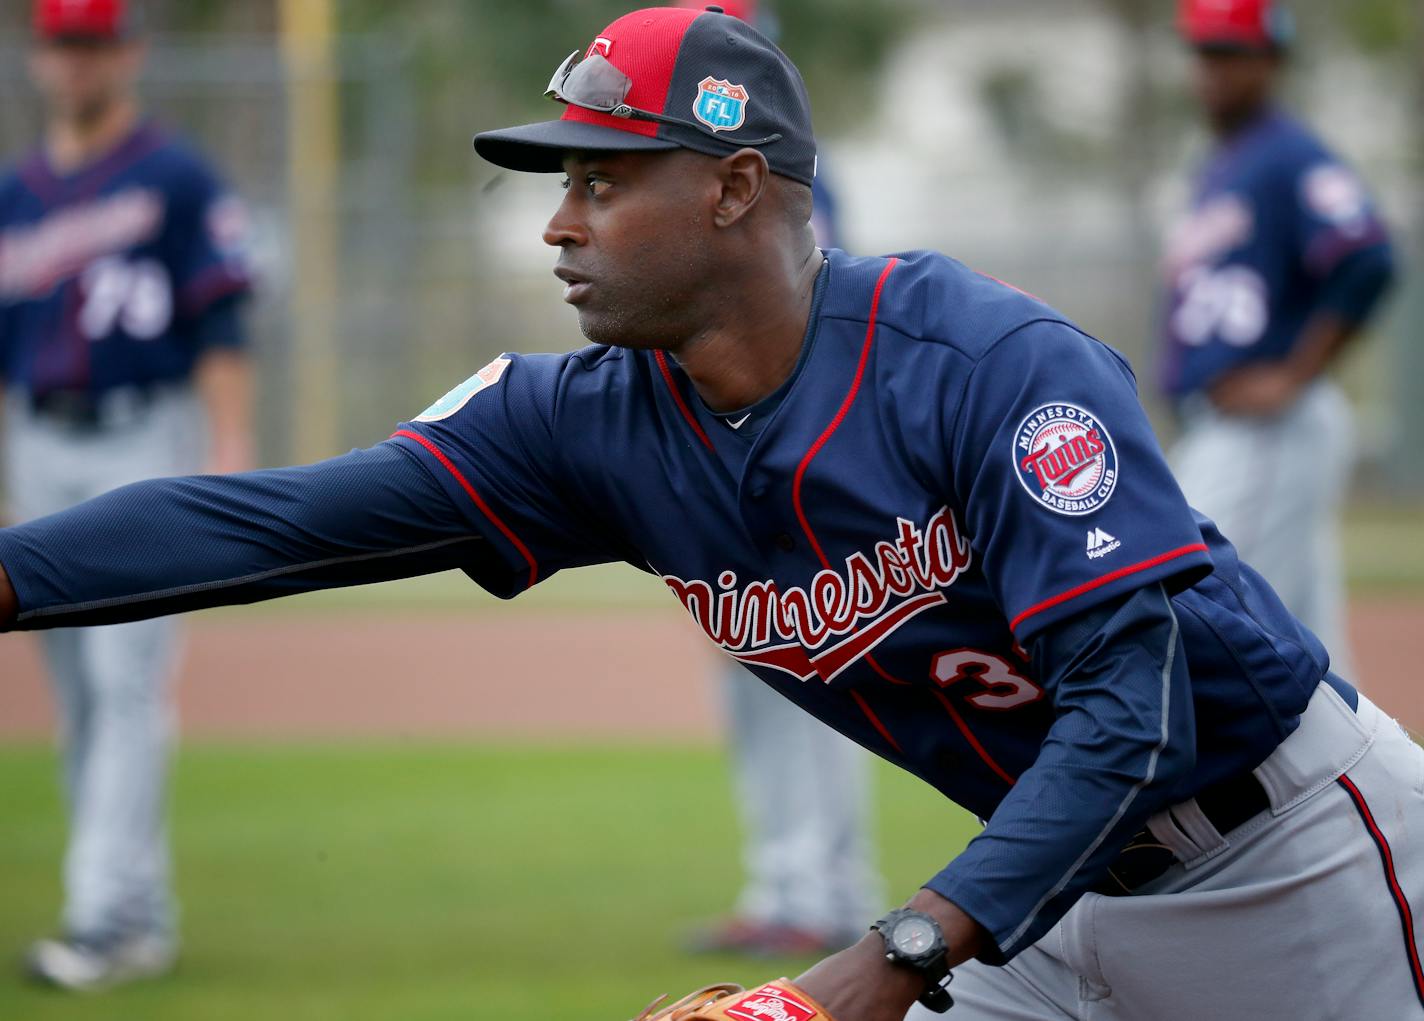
[632,980,837,1021]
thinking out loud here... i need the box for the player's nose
[542,194,587,249]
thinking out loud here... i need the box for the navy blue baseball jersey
[0,248,1339,961]
[0,120,251,398]
[1160,109,1393,396]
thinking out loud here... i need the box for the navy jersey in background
[1160,109,1392,397]
[0,119,251,398]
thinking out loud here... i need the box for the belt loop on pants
[1096,677,1375,896]
[29,386,159,432]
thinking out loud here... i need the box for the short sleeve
[1292,158,1390,279]
[170,158,253,321]
[388,352,627,597]
[949,319,1212,641]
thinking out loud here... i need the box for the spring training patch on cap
[694,77,749,132]
[1013,402,1119,516]
[414,357,511,422]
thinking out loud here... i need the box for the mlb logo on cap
[1178,0,1293,52]
[33,0,137,40]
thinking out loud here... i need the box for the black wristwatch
[870,909,954,1013]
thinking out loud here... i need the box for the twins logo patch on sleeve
[414,356,511,422]
[1014,402,1118,516]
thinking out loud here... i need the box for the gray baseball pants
[721,660,885,937]
[1170,379,1356,680]
[907,684,1424,1019]
[4,387,203,945]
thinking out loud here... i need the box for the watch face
[891,916,938,956]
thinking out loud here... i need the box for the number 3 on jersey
[931,649,1044,710]
[79,256,173,341]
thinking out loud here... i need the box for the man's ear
[712,148,769,228]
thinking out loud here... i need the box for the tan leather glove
[632,980,837,1021]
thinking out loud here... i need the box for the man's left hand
[1207,361,1306,417]
[794,935,926,1021]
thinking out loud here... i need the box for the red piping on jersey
[1009,543,1209,633]
[1338,773,1424,1008]
[789,259,914,692]
[931,689,1017,786]
[653,349,715,453]
[391,429,539,589]
[850,689,902,753]
[792,258,897,568]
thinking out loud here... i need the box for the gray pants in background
[1170,380,1356,680]
[721,660,885,937]
[4,388,203,945]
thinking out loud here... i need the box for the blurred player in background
[0,0,253,990]
[1160,0,1396,681]
[677,0,885,959]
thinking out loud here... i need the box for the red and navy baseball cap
[1178,0,1294,53]
[474,5,817,186]
[33,0,140,41]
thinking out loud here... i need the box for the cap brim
[1185,33,1278,54]
[474,118,681,174]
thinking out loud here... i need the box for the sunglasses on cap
[544,49,782,147]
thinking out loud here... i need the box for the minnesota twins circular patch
[1013,402,1118,516]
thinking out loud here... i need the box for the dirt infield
[2,598,1420,740]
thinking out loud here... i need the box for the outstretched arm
[0,441,494,631]
[796,584,1191,1020]
[0,560,14,627]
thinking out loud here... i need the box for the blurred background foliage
[0,0,1420,479]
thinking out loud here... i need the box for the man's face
[1190,48,1278,127]
[29,39,143,124]
[543,149,720,349]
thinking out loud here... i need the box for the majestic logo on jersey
[1085,527,1120,560]
[1014,403,1118,516]
[0,188,163,299]
[414,357,511,422]
[662,507,972,684]
[725,985,818,1021]
[694,77,749,132]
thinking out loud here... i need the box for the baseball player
[0,7,1419,1019]
[675,0,885,960]
[1162,0,1397,682]
[0,0,253,990]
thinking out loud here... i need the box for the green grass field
[1,501,1416,1018]
[0,744,979,1021]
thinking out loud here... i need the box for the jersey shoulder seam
[944,317,1128,445]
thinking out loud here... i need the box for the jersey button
[750,485,768,502]
[773,532,796,552]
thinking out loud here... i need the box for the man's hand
[1207,360,1306,417]
[0,561,16,627]
[1209,311,1360,418]
[794,889,987,1020]
[195,348,255,474]
[793,933,925,1021]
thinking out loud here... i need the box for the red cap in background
[33,0,138,41]
[1178,0,1293,52]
